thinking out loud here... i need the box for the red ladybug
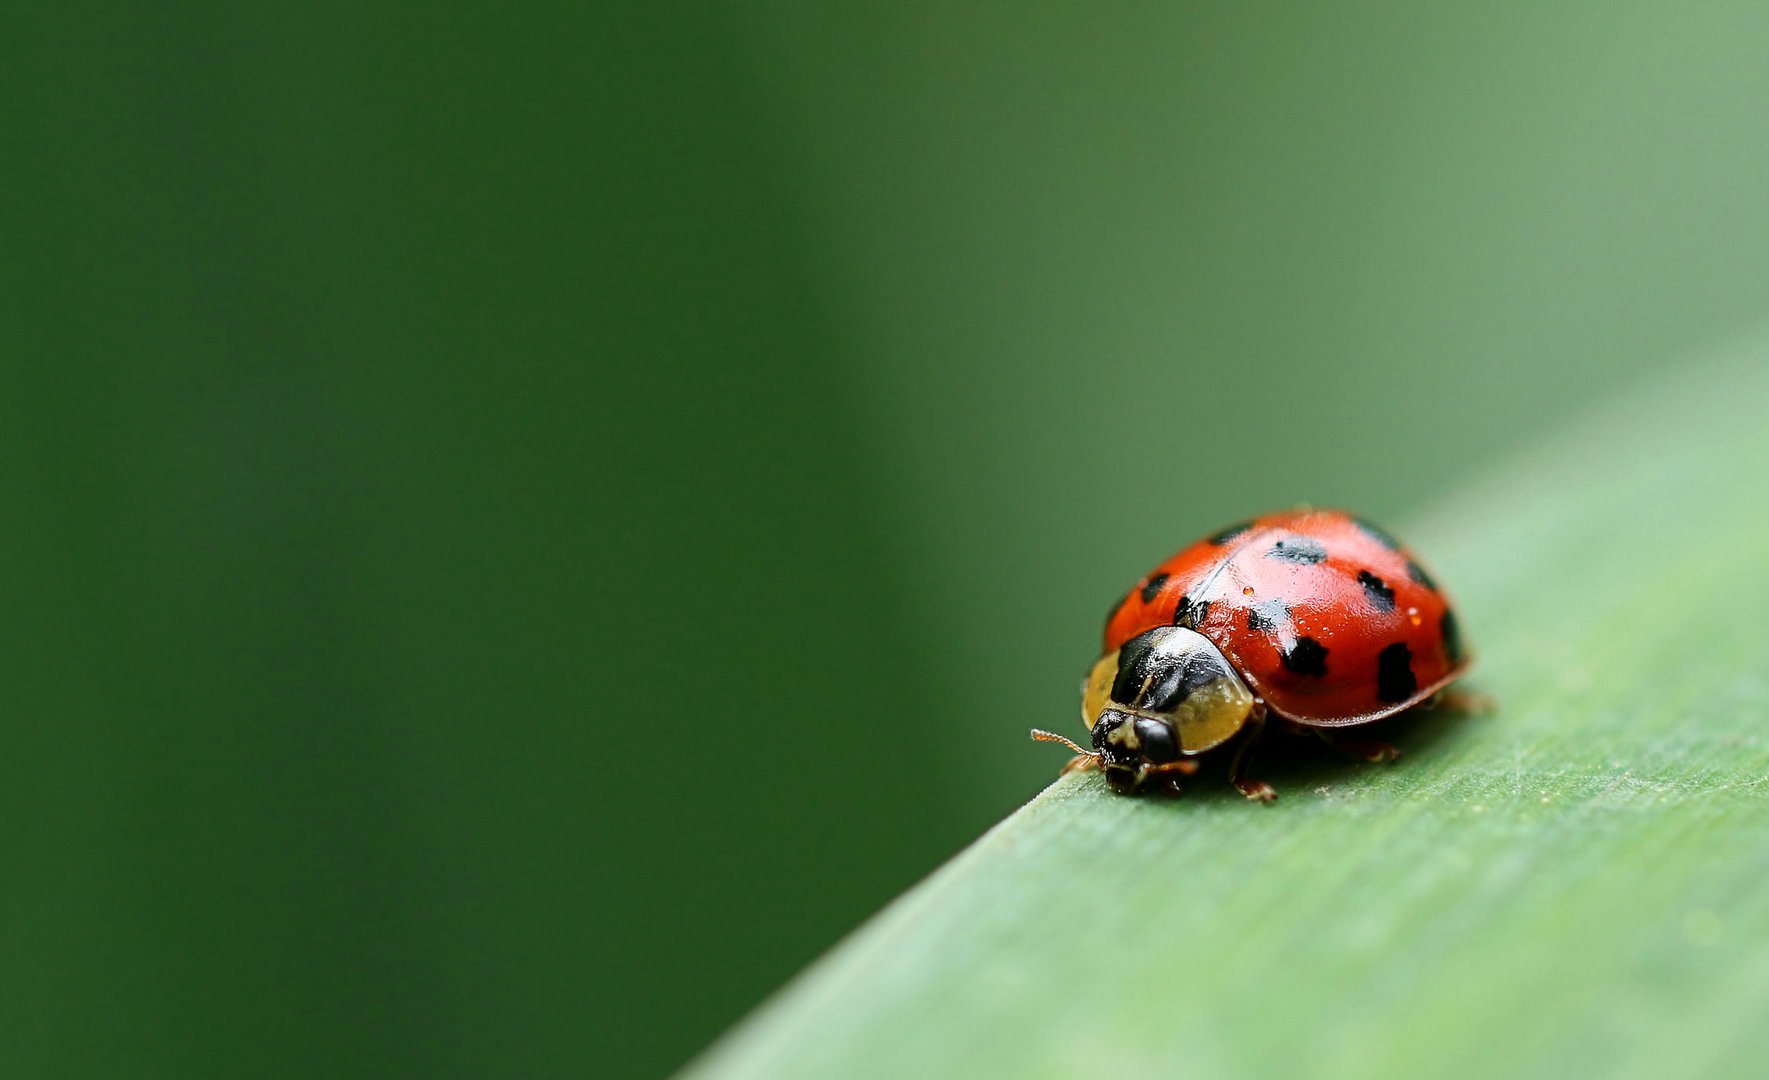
[1033,509,1471,802]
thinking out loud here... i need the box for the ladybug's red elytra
[1032,509,1473,802]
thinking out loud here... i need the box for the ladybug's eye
[1134,718,1179,763]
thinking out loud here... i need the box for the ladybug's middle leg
[1228,705,1276,804]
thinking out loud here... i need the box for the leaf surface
[685,347,1769,1080]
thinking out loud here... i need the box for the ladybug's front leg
[1228,705,1276,804]
[1137,757,1201,797]
[1058,753,1100,777]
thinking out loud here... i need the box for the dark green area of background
[6,4,1769,1077]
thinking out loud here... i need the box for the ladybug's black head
[1091,709,1182,793]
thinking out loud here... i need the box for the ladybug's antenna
[1029,728,1090,755]
[1031,728,1101,774]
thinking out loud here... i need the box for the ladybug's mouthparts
[1103,765,1140,793]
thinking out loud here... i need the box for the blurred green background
[7,3,1769,1077]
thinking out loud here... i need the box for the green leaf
[683,346,1769,1080]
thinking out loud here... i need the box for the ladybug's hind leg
[1312,730,1401,765]
[1228,705,1277,804]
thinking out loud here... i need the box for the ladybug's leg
[1133,759,1199,798]
[1313,730,1401,765]
[1059,753,1100,776]
[1228,706,1276,804]
[1143,759,1201,778]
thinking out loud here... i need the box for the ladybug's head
[1088,709,1184,793]
[1079,626,1257,794]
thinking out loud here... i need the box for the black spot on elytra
[1441,609,1464,665]
[1281,636,1329,677]
[1407,559,1438,591]
[1267,536,1327,564]
[1246,598,1292,634]
[1139,572,1168,604]
[1207,521,1253,545]
[1357,570,1396,612]
[1352,517,1403,551]
[1377,642,1417,702]
[1174,594,1210,628]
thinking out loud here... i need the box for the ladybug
[1032,509,1471,802]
